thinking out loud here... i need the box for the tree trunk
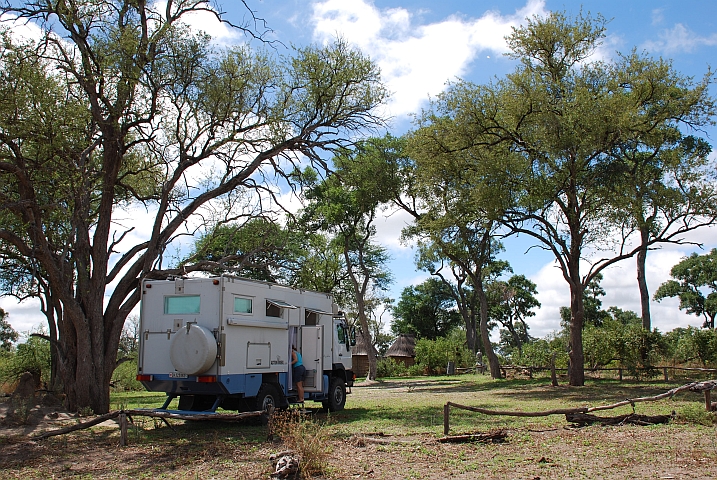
[477,281,501,379]
[637,227,651,330]
[568,281,585,386]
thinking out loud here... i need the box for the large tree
[488,274,539,356]
[301,137,401,380]
[404,125,510,378]
[0,1,387,412]
[655,249,717,329]
[411,11,715,385]
[392,278,462,340]
[0,307,18,352]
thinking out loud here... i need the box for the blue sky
[2,0,717,338]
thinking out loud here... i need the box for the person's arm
[292,350,297,365]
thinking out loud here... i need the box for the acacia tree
[391,278,462,340]
[408,228,507,379]
[301,136,402,380]
[405,125,513,378]
[0,1,387,412]
[655,249,717,329]
[412,11,715,385]
[488,274,539,356]
[0,307,18,352]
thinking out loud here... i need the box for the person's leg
[297,380,304,402]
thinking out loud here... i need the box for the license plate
[169,372,188,378]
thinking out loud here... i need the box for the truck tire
[323,377,346,412]
[255,383,282,413]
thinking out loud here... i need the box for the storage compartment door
[300,326,323,392]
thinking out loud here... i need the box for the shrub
[0,333,51,388]
[414,330,473,374]
[269,410,331,477]
[376,358,408,378]
[111,357,143,391]
[676,404,715,426]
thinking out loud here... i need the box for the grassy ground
[1,372,716,478]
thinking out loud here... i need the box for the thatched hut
[386,334,416,368]
[351,330,378,378]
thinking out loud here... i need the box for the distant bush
[111,357,143,391]
[376,358,408,378]
[414,330,473,375]
[0,333,51,388]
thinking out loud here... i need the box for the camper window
[233,296,253,314]
[266,301,282,318]
[164,295,200,314]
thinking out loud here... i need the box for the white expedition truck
[136,275,356,413]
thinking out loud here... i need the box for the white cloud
[152,0,241,45]
[310,0,549,118]
[651,8,665,26]
[528,245,713,339]
[0,297,46,334]
[643,23,717,55]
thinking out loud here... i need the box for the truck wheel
[323,377,346,412]
[255,383,282,413]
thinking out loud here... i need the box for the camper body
[136,276,355,412]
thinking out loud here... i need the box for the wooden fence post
[618,368,622,381]
[663,367,668,382]
[705,390,712,412]
[550,352,558,387]
[444,403,450,436]
[119,413,128,447]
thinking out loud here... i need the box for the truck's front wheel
[323,377,346,412]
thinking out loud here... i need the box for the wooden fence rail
[443,380,717,435]
[489,365,717,382]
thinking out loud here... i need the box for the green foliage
[489,274,539,357]
[514,335,569,369]
[391,278,462,339]
[663,326,717,367]
[414,330,474,374]
[111,358,143,391]
[560,273,611,329]
[408,9,716,386]
[0,307,18,352]
[376,358,409,378]
[0,333,51,387]
[0,0,388,413]
[655,249,717,329]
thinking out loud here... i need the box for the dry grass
[1,374,716,479]
[269,410,332,477]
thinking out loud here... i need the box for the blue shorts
[293,364,306,383]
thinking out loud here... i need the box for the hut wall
[353,355,369,378]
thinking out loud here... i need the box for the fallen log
[32,409,264,441]
[33,411,121,440]
[445,402,588,417]
[438,429,507,444]
[566,412,673,427]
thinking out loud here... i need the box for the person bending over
[291,345,306,403]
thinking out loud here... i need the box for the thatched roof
[352,329,378,356]
[386,334,416,358]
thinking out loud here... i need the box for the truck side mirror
[349,326,356,347]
